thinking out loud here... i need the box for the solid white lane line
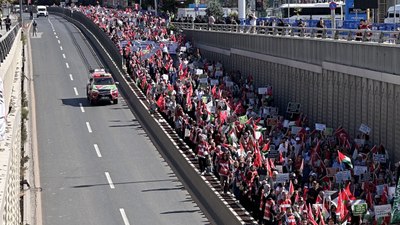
[105,172,115,189]
[65,62,69,68]
[93,144,102,158]
[86,122,92,133]
[79,103,85,113]
[58,40,60,44]
[62,54,65,59]
[69,74,73,81]
[73,87,78,96]
[119,208,131,225]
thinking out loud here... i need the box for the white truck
[36,5,48,17]
[384,5,400,24]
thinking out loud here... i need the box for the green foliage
[205,0,223,19]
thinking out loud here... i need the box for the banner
[374,204,391,218]
[391,177,400,223]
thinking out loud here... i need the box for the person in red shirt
[218,152,232,194]
[196,136,210,175]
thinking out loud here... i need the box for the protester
[80,6,399,224]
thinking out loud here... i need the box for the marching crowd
[78,6,399,225]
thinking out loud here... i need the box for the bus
[384,5,400,23]
[279,2,345,20]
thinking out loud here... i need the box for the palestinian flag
[261,141,270,156]
[337,150,353,168]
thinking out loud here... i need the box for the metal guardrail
[172,22,400,45]
[0,24,20,64]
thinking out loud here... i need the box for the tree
[205,0,223,19]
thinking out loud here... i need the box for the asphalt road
[31,14,209,225]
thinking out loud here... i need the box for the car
[36,5,48,17]
[86,69,119,105]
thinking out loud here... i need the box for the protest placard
[283,120,290,128]
[291,126,302,135]
[359,123,371,135]
[315,123,326,131]
[286,102,301,113]
[276,173,290,183]
[275,165,283,173]
[208,66,213,71]
[335,170,351,183]
[210,79,219,86]
[195,69,203,75]
[352,203,368,216]
[389,186,396,200]
[268,149,279,159]
[225,81,234,87]
[373,154,386,163]
[354,166,368,176]
[376,184,388,196]
[239,115,248,124]
[215,70,223,77]
[374,204,391,218]
[199,78,208,84]
[180,46,187,52]
[162,74,169,81]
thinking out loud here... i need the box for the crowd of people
[78,6,398,225]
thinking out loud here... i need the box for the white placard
[208,66,213,71]
[199,78,208,84]
[255,131,262,140]
[283,120,290,128]
[374,204,391,218]
[195,69,203,75]
[162,74,169,81]
[359,123,371,135]
[210,79,219,86]
[275,173,290,183]
[275,165,283,173]
[335,170,351,183]
[353,166,367,176]
[373,154,386,163]
[315,123,326,131]
[376,184,388,195]
[291,126,302,135]
[180,46,187,52]
[215,70,223,77]
[258,87,268,95]
[389,186,396,200]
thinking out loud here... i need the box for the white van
[37,5,48,17]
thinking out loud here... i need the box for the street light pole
[154,0,158,16]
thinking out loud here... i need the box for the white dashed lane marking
[93,144,102,158]
[60,46,63,51]
[65,62,69,68]
[79,103,85,113]
[105,172,115,189]
[119,208,131,225]
[85,122,92,133]
[69,74,73,81]
[73,87,78,96]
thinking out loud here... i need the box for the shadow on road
[160,209,201,214]
[141,186,184,192]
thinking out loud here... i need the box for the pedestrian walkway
[0,15,18,37]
